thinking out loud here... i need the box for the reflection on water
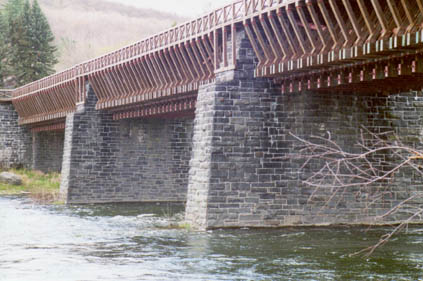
[1,196,422,281]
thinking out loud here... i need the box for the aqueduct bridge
[2,0,423,229]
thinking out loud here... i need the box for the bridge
[2,0,423,230]
[0,89,12,101]
[13,0,423,127]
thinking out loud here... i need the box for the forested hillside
[1,0,186,71]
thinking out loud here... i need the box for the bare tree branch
[289,127,423,256]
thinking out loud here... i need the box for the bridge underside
[3,0,423,229]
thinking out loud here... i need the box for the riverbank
[0,169,61,203]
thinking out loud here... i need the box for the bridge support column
[185,30,279,229]
[60,85,120,203]
[0,101,32,169]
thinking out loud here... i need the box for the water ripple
[1,196,423,280]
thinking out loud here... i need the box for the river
[0,196,422,280]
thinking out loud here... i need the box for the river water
[1,196,422,281]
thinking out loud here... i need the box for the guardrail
[13,0,288,100]
[0,89,12,100]
[11,0,293,125]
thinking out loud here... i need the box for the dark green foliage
[27,0,57,81]
[7,0,31,86]
[1,0,24,86]
[0,13,7,87]
[0,0,57,87]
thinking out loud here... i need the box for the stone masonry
[185,29,423,230]
[60,85,193,203]
[185,29,281,229]
[0,101,32,169]
[32,130,65,173]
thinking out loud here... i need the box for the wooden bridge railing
[11,0,423,126]
[15,0,291,125]
[244,0,423,93]
[12,69,77,125]
[0,89,12,101]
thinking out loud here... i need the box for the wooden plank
[268,12,292,60]
[306,0,330,53]
[244,19,266,70]
[328,0,351,47]
[371,0,391,39]
[252,16,275,71]
[296,1,321,55]
[401,0,420,32]
[342,0,365,45]
[277,8,302,58]
[286,5,309,55]
[261,13,284,64]
[317,0,342,50]
[386,0,406,35]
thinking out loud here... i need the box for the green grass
[0,169,62,204]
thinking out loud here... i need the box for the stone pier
[60,86,194,203]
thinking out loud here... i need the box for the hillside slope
[1,0,187,71]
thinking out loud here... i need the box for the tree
[2,0,27,86]
[290,128,423,256]
[27,0,57,81]
[0,12,7,87]
[0,0,23,87]
[3,0,24,17]
[0,0,57,87]
[8,0,33,85]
